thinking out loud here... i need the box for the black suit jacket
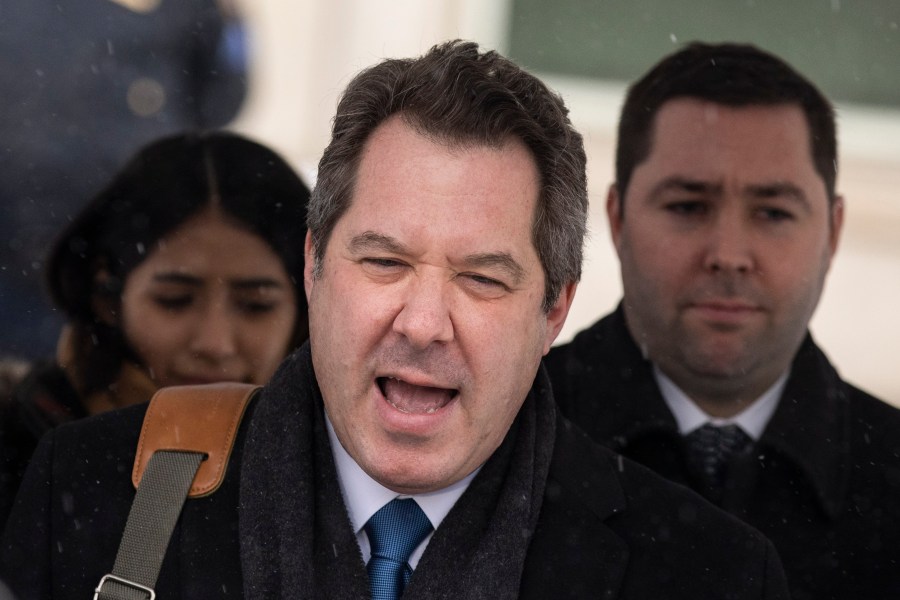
[1,347,788,599]
[546,305,900,600]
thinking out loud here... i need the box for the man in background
[546,41,900,600]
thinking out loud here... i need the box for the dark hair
[47,131,310,393]
[309,40,588,311]
[616,41,837,205]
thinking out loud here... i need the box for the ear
[90,267,119,326]
[828,194,845,261]
[542,281,577,355]
[303,230,316,302]
[606,183,625,256]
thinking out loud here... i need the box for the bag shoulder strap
[132,382,259,498]
[95,383,259,600]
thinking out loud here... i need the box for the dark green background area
[507,0,900,108]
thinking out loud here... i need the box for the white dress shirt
[653,365,788,440]
[326,414,479,568]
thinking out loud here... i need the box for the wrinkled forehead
[350,117,542,224]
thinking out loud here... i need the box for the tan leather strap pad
[132,383,260,498]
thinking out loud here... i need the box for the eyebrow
[649,177,717,198]
[348,231,407,255]
[650,177,812,210]
[460,252,526,284]
[348,231,527,284]
[151,272,287,290]
[744,182,810,207]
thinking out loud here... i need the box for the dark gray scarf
[239,343,556,599]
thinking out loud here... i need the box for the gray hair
[308,40,588,311]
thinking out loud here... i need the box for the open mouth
[376,376,459,415]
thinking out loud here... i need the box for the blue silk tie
[365,498,433,600]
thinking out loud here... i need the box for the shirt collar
[325,412,478,565]
[653,365,788,440]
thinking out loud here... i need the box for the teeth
[385,397,441,414]
[388,398,411,414]
[379,376,455,415]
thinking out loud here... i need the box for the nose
[702,211,755,274]
[392,272,454,349]
[189,301,238,360]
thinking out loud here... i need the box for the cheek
[121,307,182,373]
[620,241,667,294]
[625,227,698,288]
[313,271,394,350]
[465,306,545,408]
[766,250,829,307]
[466,381,529,466]
[245,311,299,379]
[635,233,687,272]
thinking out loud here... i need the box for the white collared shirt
[325,414,479,568]
[653,365,788,440]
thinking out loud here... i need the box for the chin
[368,455,455,494]
[372,469,432,494]
[688,356,753,380]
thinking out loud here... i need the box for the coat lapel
[758,335,851,518]
[520,418,629,599]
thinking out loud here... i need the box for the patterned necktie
[365,498,433,600]
[685,423,752,493]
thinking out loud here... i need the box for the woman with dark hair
[0,131,310,522]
